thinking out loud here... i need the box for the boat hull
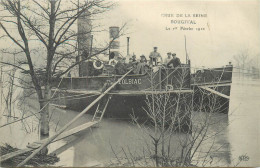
[51,66,192,119]
[51,91,193,132]
[191,65,233,114]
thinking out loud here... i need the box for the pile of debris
[0,143,59,167]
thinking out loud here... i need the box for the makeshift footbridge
[0,69,133,167]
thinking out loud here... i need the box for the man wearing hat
[131,54,137,63]
[115,57,128,75]
[167,53,181,68]
[149,47,162,66]
[164,52,172,66]
[140,55,147,63]
[134,55,148,74]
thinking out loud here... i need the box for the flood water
[0,74,260,167]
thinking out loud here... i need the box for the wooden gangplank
[191,80,232,87]
[16,69,133,167]
[0,121,98,162]
[198,86,230,99]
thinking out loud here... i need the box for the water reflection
[228,76,260,166]
[1,75,260,167]
[52,75,260,167]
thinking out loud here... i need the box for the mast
[127,37,130,56]
[184,35,189,64]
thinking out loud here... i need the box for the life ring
[166,84,174,91]
[108,59,118,67]
[93,60,104,70]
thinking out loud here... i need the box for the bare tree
[108,67,241,167]
[0,0,125,144]
[0,50,21,118]
[2,65,17,117]
[233,49,250,77]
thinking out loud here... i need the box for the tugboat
[51,26,193,117]
[51,11,233,118]
[191,63,233,113]
[51,26,233,117]
[51,24,232,133]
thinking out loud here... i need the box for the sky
[95,0,260,68]
[0,0,259,68]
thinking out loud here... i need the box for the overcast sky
[96,0,260,68]
[1,0,259,68]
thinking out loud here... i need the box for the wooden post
[89,35,93,57]
[166,69,169,87]
[127,37,130,56]
[159,67,162,90]
[17,69,132,167]
[70,76,72,89]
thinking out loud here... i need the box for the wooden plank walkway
[191,80,232,86]
[16,69,133,167]
[0,121,98,162]
[199,83,231,88]
[199,86,230,99]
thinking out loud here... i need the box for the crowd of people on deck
[113,46,182,75]
[85,46,182,76]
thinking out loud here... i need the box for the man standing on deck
[167,53,181,68]
[149,47,162,66]
[164,52,172,65]
[134,55,148,74]
[115,57,128,75]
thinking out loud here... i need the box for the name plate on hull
[119,78,142,85]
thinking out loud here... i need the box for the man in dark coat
[115,57,128,75]
[134,55,148,74]
[167,53,181,68]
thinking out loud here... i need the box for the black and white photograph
[0,0,259,167]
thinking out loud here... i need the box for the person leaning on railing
[149,46,162,66]
[166,53,181,68]
[164,52,172,65]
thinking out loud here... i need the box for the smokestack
[78,10,92,59]
[127,37,130,56]
[77,9,92,76]
[109,26,120,60]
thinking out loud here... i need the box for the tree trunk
[154,140,159,167]
[39,84,51,154]
[40,84,51,138]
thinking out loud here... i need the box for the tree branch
[0,61,27,71]
[0,22,25,51]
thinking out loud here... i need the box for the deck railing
[145,65,191,91]
[52,65,191,91]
